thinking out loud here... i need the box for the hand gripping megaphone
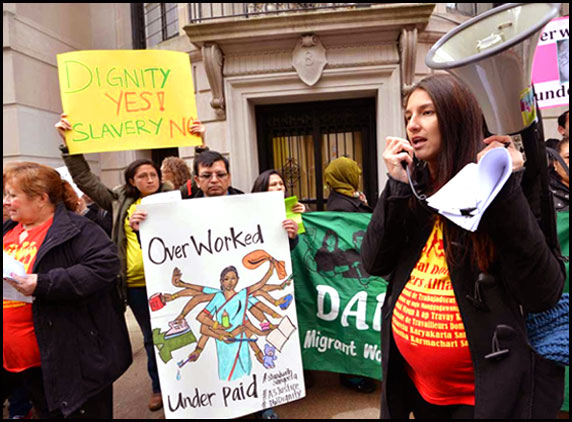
[425,3,562,249]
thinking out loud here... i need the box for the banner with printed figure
[57,50,201,154]
[532,16,569,109]
[291,212,387,380]
[139,192,305,419]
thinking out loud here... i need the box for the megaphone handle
[518,115,559,253]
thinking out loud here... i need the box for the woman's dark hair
[557,137,569,153]
[406,74,493,271]
[219,265,239,290]
[220,265,238,280]
[193,151,229,176]
[558,110,569,130]
[406,74,484,193]
[124,159,161,198]
[251,169,284,193]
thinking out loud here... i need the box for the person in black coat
[322,157,377,393]
[548,138,569,211]
[77,195,113,236]
[361,75,565,419]
[3,162,132,419]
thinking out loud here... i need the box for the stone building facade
[3,3,569,208]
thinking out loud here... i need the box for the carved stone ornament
[292,34,327,86]
[202,43,226,119]
[399,27,418,102]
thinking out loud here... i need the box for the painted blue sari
[204,289,259,381]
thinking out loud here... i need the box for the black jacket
[192,185,245,198]
[83,202,113,236]
[179,179,199,199]
[326,190,372,213]
[361,174,565,419]
[549,169,569,212]
[3,205,132,417]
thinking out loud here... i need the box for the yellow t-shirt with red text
[392,221,475,406]
[3,217,53,372]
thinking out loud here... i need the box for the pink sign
[532,16,569,109]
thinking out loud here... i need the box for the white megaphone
[425,3,560,136]
[425,3,562,250]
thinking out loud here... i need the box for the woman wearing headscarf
[323,157,375,393]
[324,157,372,213]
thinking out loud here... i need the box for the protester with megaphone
[361,74,565,419]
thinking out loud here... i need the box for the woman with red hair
[3,162,131,419]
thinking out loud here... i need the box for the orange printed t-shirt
[392,221,475,406]
[3,217,53,372]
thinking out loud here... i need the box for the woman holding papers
[251,169,306,213]
[56,115,172,411]
[252,169,303,247]
[3,162,131,418]
[361,74,565,419]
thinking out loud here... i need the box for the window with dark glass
[131,3,179,48]
[446,3,496,17]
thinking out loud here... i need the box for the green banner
[557,211,569,412]
[291,212,387,380]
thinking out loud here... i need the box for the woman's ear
[37,192,51,208]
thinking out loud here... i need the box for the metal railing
[188,3,375,24]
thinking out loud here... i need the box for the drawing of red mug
[149,293,166,311]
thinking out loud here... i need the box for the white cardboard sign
[139,192,305,419]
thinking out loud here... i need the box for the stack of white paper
[3,251,33,303]
[140,190,182,205]
[426,147,512,232]
[56,166,84,198]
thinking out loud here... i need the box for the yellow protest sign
[57,50,201,154]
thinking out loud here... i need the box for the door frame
[256,98,378,209]
[224,65,404,194]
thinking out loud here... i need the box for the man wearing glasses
[192,151,244,198]
[130,150,244,229]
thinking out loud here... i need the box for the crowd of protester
[2,83,568,419]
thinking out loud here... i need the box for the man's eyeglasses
[198,172,228,180]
